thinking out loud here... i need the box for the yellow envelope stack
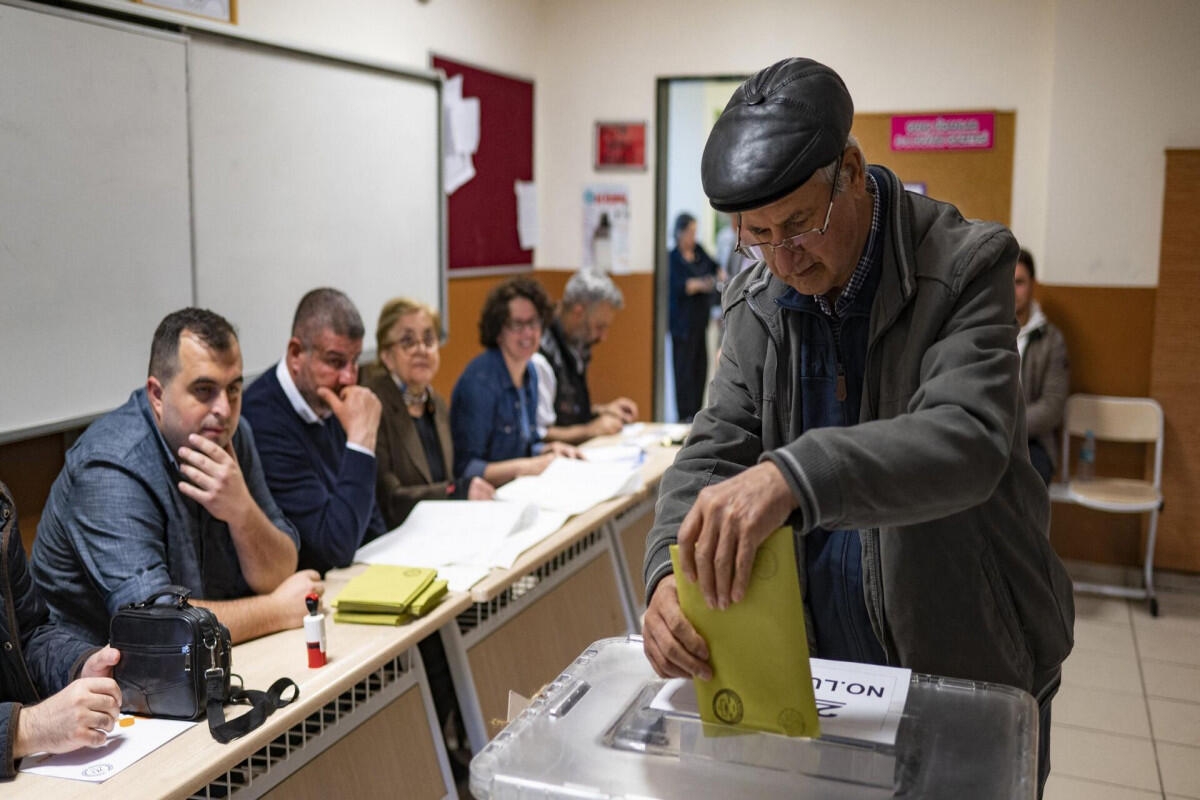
[332,565,448,626]
[671,527,820,737]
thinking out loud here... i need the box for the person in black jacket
[1,481,121,779]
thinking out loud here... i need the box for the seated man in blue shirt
[241,288,386,575]
[34,309,318,645]
[3,482,124,779]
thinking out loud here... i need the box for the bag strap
[128,585,193,609]
[206,669,299,744]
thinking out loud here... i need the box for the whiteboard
[0,4,444,441]
[0,4,192,438]
[188,35,445,378]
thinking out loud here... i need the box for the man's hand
[677,461,796,610]
[317,386,381,452]
[177,434,254,525]
[13,678,122,758]
[598,397,639,423]
[585,413,623,438]
[79,646,120,679]
[466,477,495,501]
[270,570,324,631]
[643,576,711,681]
[546,441,583,459]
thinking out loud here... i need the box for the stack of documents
[332,564,448,625]
[496,455,643,515]
[353,500,570,592]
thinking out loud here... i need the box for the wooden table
[10,437,681,798]
[443,441,677,751]
[11,569,472,800]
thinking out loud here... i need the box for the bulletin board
[432,55,534,272]
[852,111,1014,225]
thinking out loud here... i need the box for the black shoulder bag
[110,586,299,743]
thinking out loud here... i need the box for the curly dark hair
[478,276,554,348]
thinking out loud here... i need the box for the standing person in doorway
[668,212,720,422]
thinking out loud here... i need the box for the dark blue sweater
[242,365,386,575]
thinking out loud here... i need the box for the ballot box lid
[470,636,1038,800]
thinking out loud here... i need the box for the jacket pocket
[978,542,1034,679]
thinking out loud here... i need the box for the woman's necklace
[402,386,429,406]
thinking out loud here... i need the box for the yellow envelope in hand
[670,526,820,738]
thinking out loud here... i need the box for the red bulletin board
[432,55,534,272]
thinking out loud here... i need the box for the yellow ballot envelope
[670,527,820,738]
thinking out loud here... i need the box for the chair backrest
[1064,395,1162,442]
[1059,394,1164,485]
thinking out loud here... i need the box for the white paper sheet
[651,659,912,746]
[353,501,572,591]
[515,180,538,249]
[495,457,642,515]
[808,659,911,745]
[581,444,645,468]
[19,715,195,782]
[486,509,570,568]
[434,563,493,593]
[354,500,538,569]
[442,74,480,194]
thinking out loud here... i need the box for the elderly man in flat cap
[642,58,1073,794]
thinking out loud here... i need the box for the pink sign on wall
[890,113,994,151]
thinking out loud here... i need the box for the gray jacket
[645,166,1074,698]
[1021,311,1070,473]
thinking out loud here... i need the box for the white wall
[534,0,1059,276]
[79,0,1200,286]
[1043,0,1200,285]
[233,0,543,78]
[665,81,710,252]
[534,0,1200,286]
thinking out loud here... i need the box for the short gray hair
[291,287,364,346]
[817,133,863,194]
[561,269,624,311]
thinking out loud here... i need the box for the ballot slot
[602,681,898,791]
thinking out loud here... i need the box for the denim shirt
[450,348,539,481]
[775,168,890,664]
[31,389,299,645]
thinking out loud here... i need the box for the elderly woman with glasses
[364,297,495,527]
[450,277,580,488]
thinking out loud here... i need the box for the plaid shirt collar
[815,173,880,319]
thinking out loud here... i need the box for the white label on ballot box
[653,659,911,746]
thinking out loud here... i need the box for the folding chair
[1049,395,1165,615]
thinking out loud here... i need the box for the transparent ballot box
[471,636,1038,799]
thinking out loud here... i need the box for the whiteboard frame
[0,0,447,443]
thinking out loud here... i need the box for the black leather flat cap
[702,58,854,213]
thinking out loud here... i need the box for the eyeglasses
[504,316,542,333]
[735,153,842,261]
[386,331,439,353]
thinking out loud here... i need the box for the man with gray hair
[534,269,639,445]
[242,288,386,575]
[641,58,1073,795]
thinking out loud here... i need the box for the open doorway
[653,75,745,422]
